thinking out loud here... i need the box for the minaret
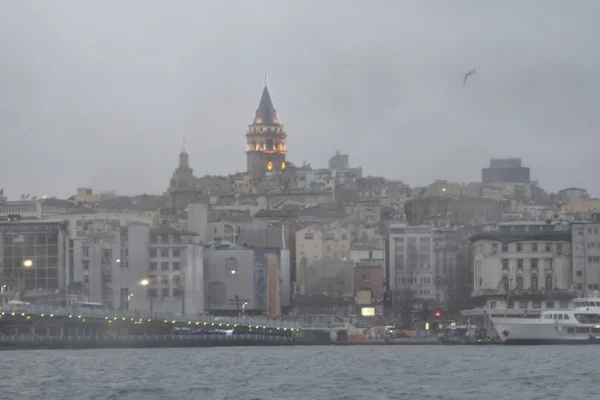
[246,74,287,178]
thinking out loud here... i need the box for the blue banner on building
[253,250,267,311]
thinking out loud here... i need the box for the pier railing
[0,304,349,329]
[0,304,303,328]
[0,333,293,343]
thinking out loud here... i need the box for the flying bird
[463,68,476,85]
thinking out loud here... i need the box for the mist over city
[1,2,600,399]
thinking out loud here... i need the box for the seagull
[463,68,476,85]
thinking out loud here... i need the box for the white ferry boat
[491,297,600,344]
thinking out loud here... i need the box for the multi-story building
[388,224,436,302]
[350,242,385,301]
[465,221,573,334]
[571,214,600,295]
[0,197,86,220]
[145,226,202,316]
[203,246,268,314]
[0,219,69,303]
[295,225,351,296]
[481,157,530,184]
[69,224,204,317]
[404,196,504,227]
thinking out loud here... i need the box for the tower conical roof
[254,85,279,125]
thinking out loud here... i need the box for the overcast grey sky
[1,0,599,199]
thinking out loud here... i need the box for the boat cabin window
[574,313,600,324]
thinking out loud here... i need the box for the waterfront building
[0,219,69,304]
[465,220,573,335]
[571,214,600,296]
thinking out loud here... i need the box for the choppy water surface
[0,345,597,400]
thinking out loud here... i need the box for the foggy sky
[2,0,599,199]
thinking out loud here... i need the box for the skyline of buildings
[2,79,600,328]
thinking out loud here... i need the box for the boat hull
[492,317,600,345]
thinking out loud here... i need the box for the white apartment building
[388,224,436,301]
[572,217,600,295]
[465,221,573,334]
[70,224,204,317]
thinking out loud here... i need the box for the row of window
[149,248,181,258]
[587,242,600,249]
[149,235,182,244]
[490,300,568,309]
[147,288,182,297]
[587,256,600,263]
[499,275,552,291]
[494,242,561,253]
[543,313,570,320]
[147,275,182,286]
[501,258,547,270]
[149,261,181,271]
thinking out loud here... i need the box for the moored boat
[491,297,600,344]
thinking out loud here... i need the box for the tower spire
[182,137,186,152]
[264,70,268,87]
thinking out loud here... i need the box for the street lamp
[140,279,153,317]
[18,259,33,300]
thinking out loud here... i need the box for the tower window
[266,139,274,150]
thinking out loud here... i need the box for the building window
[83,275,89,284]
[149,262,157,271]
[559,301,568,308]
[83,247,89,257]
[83,261,89,271]
[519,301,528,309]
[161,275,168,285]
[556,243,563,255]
[492,243,498,254]
[517,259,523,269]
[507,300,514,308]
[173,288,182,297]
[546,301,555,309]
[532,243,538,252]
[161,288,169,297]
[502,243,508,252]
[161,249,169,257]
[530,258,538,269]
[545,275,553,291]
[531,275,538,290]
[305,233,314,240]
[173,275,181,286]
[172,262,181,271]
[173,249,181,257]
[577,270,583,277]
[161,262,169,271]
[148,288,158,298]
[516,276,523,290]
[532,301,541,309]
[516,243,522,252]
[502,259,509,270]
[149,249,157,258]
[226,257,238,276]
[545,243,552,252]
